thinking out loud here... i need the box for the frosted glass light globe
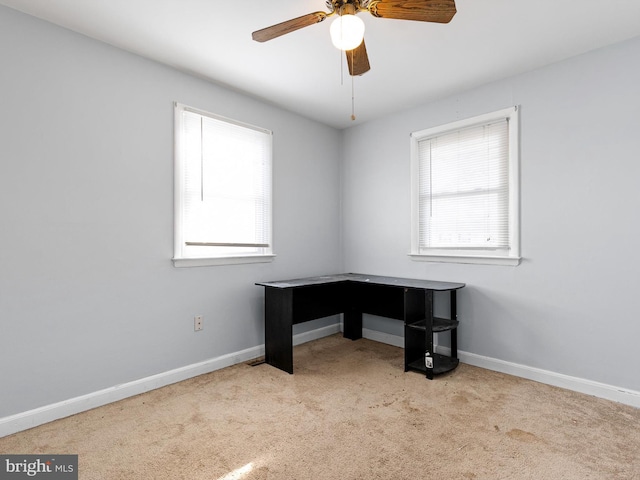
[330,14,365,51]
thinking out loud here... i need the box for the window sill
[173,254,276,268]
[409,253,521,266]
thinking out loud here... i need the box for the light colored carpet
[1,334,639,479]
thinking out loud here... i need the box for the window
[410,106,520,266]
[173,103,273,267]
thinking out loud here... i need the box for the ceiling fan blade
[368,0,456,24]
[346,40,371,76]
[252,12,328,42]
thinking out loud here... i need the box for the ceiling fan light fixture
[329,14,365,51]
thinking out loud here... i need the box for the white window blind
[411,107,520,265]
[174,103,273,265]
[419,120,509,250]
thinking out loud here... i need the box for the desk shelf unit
[256,274,464,378]
[404,290,459,380]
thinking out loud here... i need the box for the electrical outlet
[194,315,203,331]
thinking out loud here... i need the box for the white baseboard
[294,323,341,346]
[449,348,640,409]
[0,324,340,438]
[362,328,405,348]
[3,323,638,438]
[357,326,640,408]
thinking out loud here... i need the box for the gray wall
[341,35,640,392]
[0,6,342,417]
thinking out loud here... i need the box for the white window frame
[410,106,521,266]
[173,103,275,267]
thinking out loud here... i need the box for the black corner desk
[256,273,465,379]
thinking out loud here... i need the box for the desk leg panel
[450,290,458,359]
[264,288,294,374]
[343,282,362,340]
[425,290,434,380]
[343,309,363,340]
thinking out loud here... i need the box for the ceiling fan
[252,0,457,76]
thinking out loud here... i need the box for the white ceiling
[2,0,640,129]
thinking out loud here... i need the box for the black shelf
[406,317,459,332]
[407,353,459,375]
[403,288,461,380]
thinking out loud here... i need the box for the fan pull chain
[350,50,356,121]
[351,70,356,120]
[339,49,357,121]
[340,44,344,85]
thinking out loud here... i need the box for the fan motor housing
[330,0,365,15]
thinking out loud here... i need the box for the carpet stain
[506,428,541,443]
[189,412,204,424]
[452,394,469,405]
[401,399,420,413]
